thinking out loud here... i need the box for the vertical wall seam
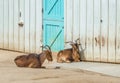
[65,0,67,43]
[79,0,80,39]
[23,0,25,52]
[24,0,26,52]
[100,0,102,62]
[41,0,43,52]
[35,0,36,52]
[29,0,30,52]
[85,0,87,60]
[17,0,19,51]
[107,0,109,62]
[13,0,14,50]
[72,0,74,41]
[93,0,94,61]
[24,0,25,52]
[8,0,9,49]
[115,0,117,62]
[18,0,21,51]
[3,0,4,48]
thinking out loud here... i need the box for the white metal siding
[0,0,42,53]
[0,0,120,63]
[65,0,120,63]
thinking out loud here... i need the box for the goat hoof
[55,66,61,69]
[57,60,64,63]
[66,60,71,63]
[41,66,46,69]
[75,60,80,62]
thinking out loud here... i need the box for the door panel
[43,0,64,52]
[43,0,64,20]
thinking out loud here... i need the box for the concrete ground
[0,49,120,83]
[48,62,120,77]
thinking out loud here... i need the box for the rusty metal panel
[80,0,87,61]
[108,0,116,62]
[101,0,109,62]
[94,0,101,62]
[116,0,120,63]
[65,0,120,63]
[0,0,120,63]
[86,0,94,61]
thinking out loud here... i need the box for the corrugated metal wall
[0,0,42,53]
[64,0,120,63]
[0,0,120,63]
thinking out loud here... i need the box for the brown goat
[14,45,53,68]
[57,39,81,63]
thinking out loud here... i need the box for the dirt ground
[0,50,120,83]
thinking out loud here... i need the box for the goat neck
[39,51,47,65]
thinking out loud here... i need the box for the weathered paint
[65,0,120,63]
[79,0,87,60]
[86,0,94,61]
[101,0,108,62]
[0,0,120,63]
[0,0,42,53]
[108,0,116,62]
[93,0,101,62]
[116,0,120,63]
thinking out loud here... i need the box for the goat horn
[40,45,51,51]
[44,45,51,51]
[75,38,82,45]
[75,38,80,43]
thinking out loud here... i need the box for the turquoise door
[43,0,64,52]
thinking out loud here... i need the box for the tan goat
[57,39,81,63]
